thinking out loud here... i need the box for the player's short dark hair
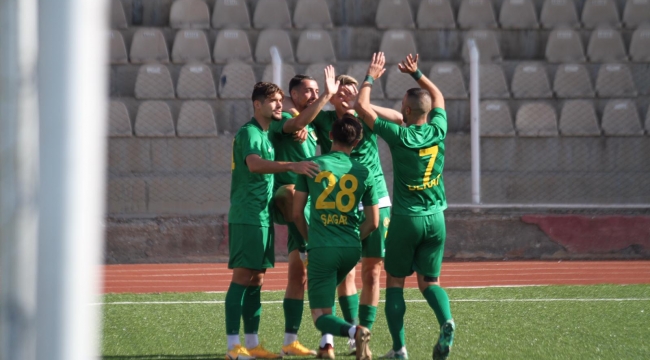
[288,75,315,93]
[405,88,432,116]
[331,114,363,147]
[251,82,284,103]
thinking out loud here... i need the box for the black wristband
[364,75,375,85]
[410,69,423,81]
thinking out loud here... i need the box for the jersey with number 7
[295,151,378,250]
[373,108,448,216]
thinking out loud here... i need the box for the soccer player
[225,82,321,360]
[293,115,379,360]
[355,53,456,360]
[268,66,340,356]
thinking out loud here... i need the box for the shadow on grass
[102,356,335,360]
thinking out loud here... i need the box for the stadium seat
[417,0,456,29]
[630,25,650,62]
[134,64,175,99]
[376,0,415,29]
[511,63,552,99]
[479,64,510,98]
[553,63,595,98]
[109,100,132,137]
[261,64,296,89]
[515,102,558,136]
[380,30,417,63]
[499,0,539,29]
[545,28,586,63]
[255,29,294,63]
[111,0,127,29]
[130,28,170,64]
[211,0,251,29]
[581,0,621,29]
[305,63,328,92]
[480,101,515,136]
[109,30,128,64]
[177,101,218,137]
[587,27,628,62]
[457,0,498,29]
[176,63,217,99]
[213,29,253,63]
[293,0,333,29]
[385,66,419,99]
[218,62,256,99]
[623,0,650,28]
[462,30,501,63]
[135,101,176,137]
[595,63,637,97]
[172,30,211,63]
[346,63,385,99]
[601,99,644,135]
[429,63,467,99]
[540,0,579,29]
[559,100,600,136]
[253,0,292,29]
[296,30,336,64]
[169,0,210,29]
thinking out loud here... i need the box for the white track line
[96,298,650,306]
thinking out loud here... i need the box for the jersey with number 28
[295,151,378,249]
[373,108,448,216]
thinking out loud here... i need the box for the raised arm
[370,105,403,125]
[282,65,339,133]
[354,52,387,131]
[246,155,320,178]
[398,54,445,110]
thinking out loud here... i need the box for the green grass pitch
[101,285,650,359]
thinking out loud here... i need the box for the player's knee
[288,265,307,285]
[362,267,380,286]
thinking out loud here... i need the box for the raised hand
[293,127,308,144]
[291,161,320,178]
[323,65,340,96]
[340,84,358,109]
[398,53,419,74]
[366,52,386,80]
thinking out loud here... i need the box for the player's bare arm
[398,54,445,110]
[339,84,403,125]
[246,154,320,178]
[292,190,310,241]
[359,204,379,241]
[282,65,340,133]
[354,52,387,131]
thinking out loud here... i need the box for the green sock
[359,304,377,330]
[225,282,247,335]
[422,285,452,327]
[315,314,354,337]
[338,294,359,325]
[385,288,406,351]
[242,285,262,334]
[283,298,303,334]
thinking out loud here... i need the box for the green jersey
[268,112,318,188]
[229,119,275,226]
[295,151,378,250]
[312,110,390,200]
[373,108,448,216]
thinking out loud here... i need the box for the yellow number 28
[315,171,359,212]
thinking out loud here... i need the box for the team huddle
[225,53,455,360]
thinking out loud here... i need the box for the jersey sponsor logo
[320,213,348,226]
[309,130,318,141]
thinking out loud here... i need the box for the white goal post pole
[468,39,481,205]
[36,0,109,359]
[0,0,40,359]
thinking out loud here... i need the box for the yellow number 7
[419,145,439,184]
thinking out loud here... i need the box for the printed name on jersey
[408,175,441,191]
[320,213,348,226]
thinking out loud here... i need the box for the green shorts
[361,207,391,258]
[271,190,309,254]
[307,247,361,309]
[228,223,275,270]
[384,212,446,278]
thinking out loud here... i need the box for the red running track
[103,261,650,294]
